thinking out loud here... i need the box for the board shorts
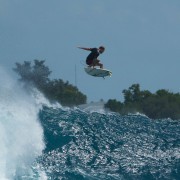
[86,59,93,65]
[86,58,99,65]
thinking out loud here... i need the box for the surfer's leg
[99,63,103,69]
[93,59,103,69]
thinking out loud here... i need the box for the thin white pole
[75,64,77,87]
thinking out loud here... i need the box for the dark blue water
[37,106,180,180]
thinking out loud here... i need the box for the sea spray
[0,67,45,179]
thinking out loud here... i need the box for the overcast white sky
[1,0,180,102]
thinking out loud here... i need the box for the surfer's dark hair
[99,46,105,50]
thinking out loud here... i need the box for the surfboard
[84,67,112,78]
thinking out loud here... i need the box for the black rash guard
[86,48,99,65]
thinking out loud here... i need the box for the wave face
[0,68,45,179]
[38,106,180,180]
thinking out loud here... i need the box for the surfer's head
[99,46,105,54]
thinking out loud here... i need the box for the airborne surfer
[78,46,105,69]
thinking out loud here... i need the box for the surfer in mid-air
[78,46,105,69]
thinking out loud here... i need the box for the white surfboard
[84,67,112,78]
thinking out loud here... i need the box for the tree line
[105,84,180,120]
[13,60,180,119]
[13,60,87,106]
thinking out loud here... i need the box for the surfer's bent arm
[77,47,91,51]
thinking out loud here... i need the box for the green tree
[32,60,51,88]
[105,84,180,120]
[105,99,123,112]
[13,61,33,82]
[123,84,141,103]
[13,60,51,88]
[13,60,87,106]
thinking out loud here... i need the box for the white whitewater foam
[78,101,106,114]
[0,67,45,179]
[30,87,62,109]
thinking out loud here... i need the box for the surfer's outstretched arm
[77,47,91,51]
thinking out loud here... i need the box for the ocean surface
[37,106,180,180]
[0,70,180,180]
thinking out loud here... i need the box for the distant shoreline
[105,84,180,120]
[13,60,180,120]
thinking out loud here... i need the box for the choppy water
[38,106,180,180]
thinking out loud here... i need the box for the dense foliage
[105,84,180,120]
[14,60,87,106]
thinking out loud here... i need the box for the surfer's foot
[88,65,95,68]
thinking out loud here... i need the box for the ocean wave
[1,66,179,179]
